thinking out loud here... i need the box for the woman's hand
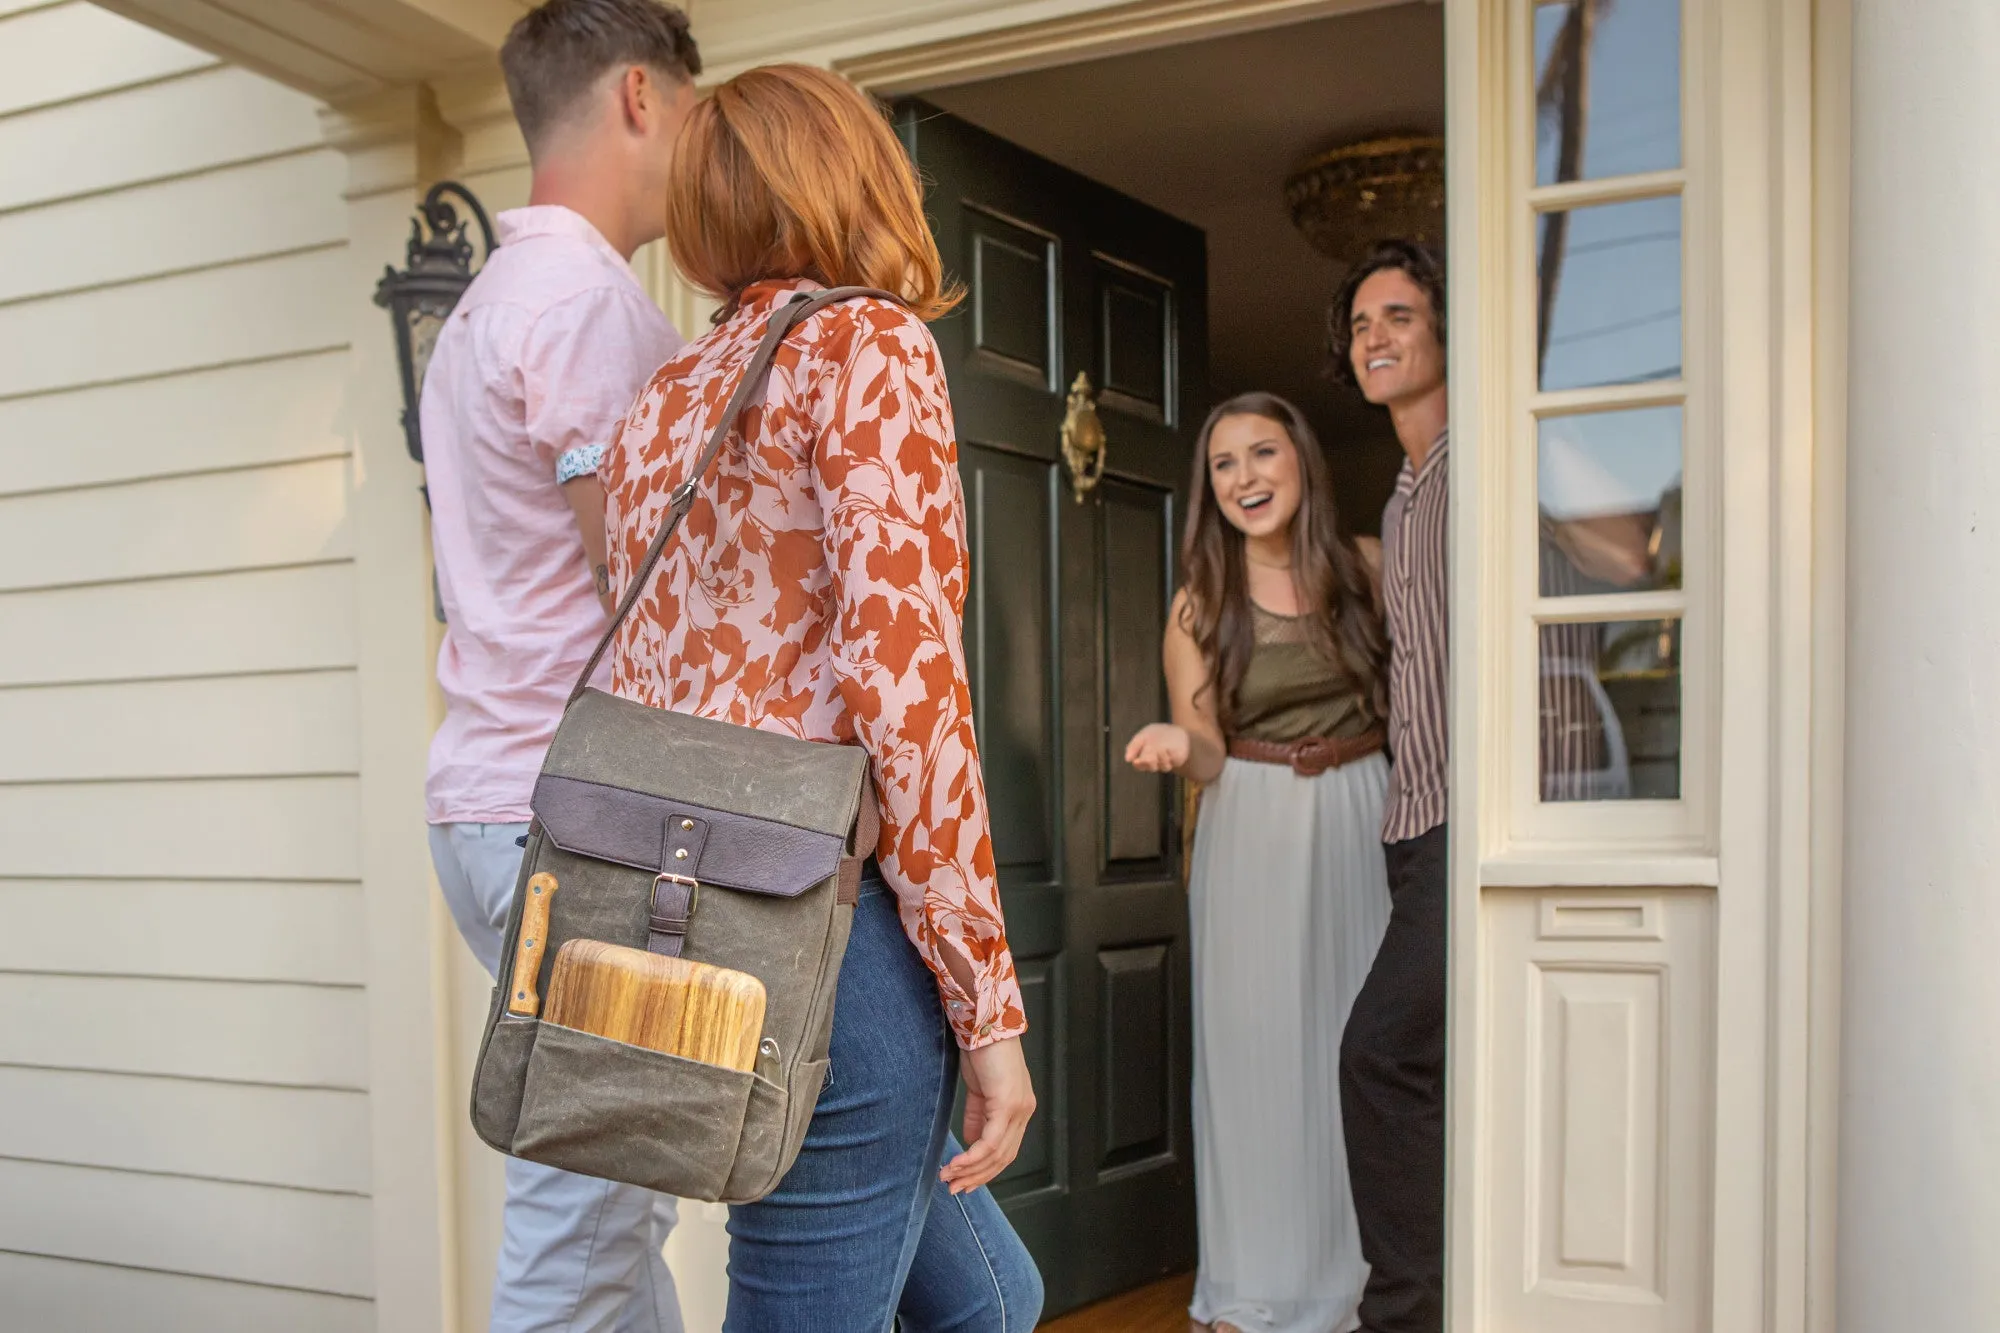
[1125,722,1192,774]
[942,1036,1036,1195]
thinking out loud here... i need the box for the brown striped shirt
[1381,431,1449,842]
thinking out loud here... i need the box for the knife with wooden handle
[507,872,559,1017]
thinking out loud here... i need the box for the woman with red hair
[599,63,1042,1329]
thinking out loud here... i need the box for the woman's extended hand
[1125,722,1192,774]
[942,1036,1037,1195]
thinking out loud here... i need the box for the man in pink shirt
[419,3,697,1328]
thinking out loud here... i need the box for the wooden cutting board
[544,939,768,1073]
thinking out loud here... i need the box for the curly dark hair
[501,0,701,152]
[1326,239,1447,390]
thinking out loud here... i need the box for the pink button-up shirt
[422,206,683,824]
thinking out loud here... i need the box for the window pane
[1538,195,1681,391]
[1539,405,1682,594]
[1535,0,1681,186]
[1540,618,1680,802]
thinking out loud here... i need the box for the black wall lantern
[373,180,495,464]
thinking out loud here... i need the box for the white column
[1841,3,2000,1329]
[424,70,528,1332]
[318,87,461,1333]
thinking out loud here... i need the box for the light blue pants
[430,821,685,1333]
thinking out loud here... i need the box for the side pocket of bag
[775,1057,830,1185]
[721,1057,829,1204]
[512,1023,755,1201]
[470,836,553,1152]
[470,1008,540,1152]
[720,892,849,1203]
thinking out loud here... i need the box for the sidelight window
[1513,0,1707,844]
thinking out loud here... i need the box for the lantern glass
[407,304,447,401]
[374,180,495,463]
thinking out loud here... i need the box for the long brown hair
[665,64,962,321]
[1179,392,1388,731]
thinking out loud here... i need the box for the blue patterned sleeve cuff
[555,443,606,485]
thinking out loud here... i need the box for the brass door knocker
[1059,371,1108,503]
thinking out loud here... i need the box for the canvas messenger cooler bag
[469,288,897,1204]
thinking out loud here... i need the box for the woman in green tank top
[1124,392,1392,1333]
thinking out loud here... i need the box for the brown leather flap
[533,772,846,898]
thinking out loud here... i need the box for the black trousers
[1340,822,1447,1333]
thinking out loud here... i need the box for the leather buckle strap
[835,782,882,907]
[648,873,700,958]
[647,781,876,951]
[647,812,709,956]
[644,778,875,951]
[1227,729,1386,777]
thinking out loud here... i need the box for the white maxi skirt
[1186,751,1392,1333]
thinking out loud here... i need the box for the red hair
[665,64,960,320]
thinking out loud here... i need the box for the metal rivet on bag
[675,848,689,860]
[681,819,695,831]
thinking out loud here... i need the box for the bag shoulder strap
[566,285,904,708]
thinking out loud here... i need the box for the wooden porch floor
[1039,1273,1195,1332]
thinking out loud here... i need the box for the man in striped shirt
[1330,241,1450,1333]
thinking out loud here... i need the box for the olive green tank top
[1230,603,1372,744]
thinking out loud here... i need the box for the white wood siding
[5,1252,372,1333]
[0,4,372,1321]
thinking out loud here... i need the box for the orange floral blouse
[599,280,1027,1050]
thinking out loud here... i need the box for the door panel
[898,101,1207,1315]
[1098,478,1175,874]
[961,443,1059,886]
[1094,259,1177,423]
[1098,942,1173,1169]
[958,441,1065,1201]
[968,205,1064,386]
[967,207,1060,390]
[1006,955,1061,1192]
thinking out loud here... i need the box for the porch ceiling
[91,0,529,101]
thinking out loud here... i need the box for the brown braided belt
[1227,729,1386,777]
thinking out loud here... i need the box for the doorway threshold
[1039,1271,1196,1331]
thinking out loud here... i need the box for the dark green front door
[895,101,1208,1317]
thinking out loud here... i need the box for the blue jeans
[724,881,1044,1332]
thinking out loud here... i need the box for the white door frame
[1444,0,1844,1329]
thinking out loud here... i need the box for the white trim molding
[825,0,1402,91]
[91,0,520,102]
[1806,4,1850,1326]
[319,84,463,1333]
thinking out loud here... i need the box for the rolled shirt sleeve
[522,285,683,484]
